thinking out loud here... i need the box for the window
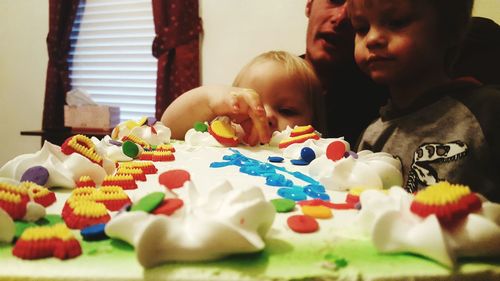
[69,0,156,122]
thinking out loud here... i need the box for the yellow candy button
[301,205,332,219]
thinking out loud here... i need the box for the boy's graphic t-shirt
[357,80,500,202]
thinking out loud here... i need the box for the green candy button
[122,140,139,158]
[270,198,296,213]
[193,121,208,132]
[131,192,165,213]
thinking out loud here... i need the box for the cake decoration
[61,135,103,165]
[105,180,275,267]
[116,167,146,181]
[112,117,172,147]
[101,174,137,190]
[410,181,481,228]
[151,198,184,216]
[309,150,403,191]
[326,140,347,161]
[122,140,141,158]
[0,208,15,243]
[357,186,500,267]
[12,223,82,260]
[278,126,320,148]
[119,161,157,174]
[80,223,108,241]
[208,117,240,147]
[270,198,296,212]
[193,121,208,132]
[93,185,131,211]
[158,169,190,189]
[0,186,28,220]
[0,141,115,188]
[64,200,111,229]
[287,214,319,233]
[301,205,333,219]
[151,150,175,162]
[76,176,96,188]
[21,181,56,207]
[130,192,165,213]
[268,156,284,163]
[20,166,49,186]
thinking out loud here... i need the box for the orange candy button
[159,169,191,189]
[326,141,346,161]
[287,215,319,233]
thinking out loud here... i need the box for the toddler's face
[239,61,313,132]
[349,0,445,85]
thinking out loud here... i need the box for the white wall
[0,0,48,166]
[0,0,498,165]
[200,0,307,84]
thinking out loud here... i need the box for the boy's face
[349,0,445,86]
[238,61,313,132]
[305,0,354,69]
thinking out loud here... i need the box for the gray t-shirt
[358,80,500,202]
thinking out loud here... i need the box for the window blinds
[68,0,157,122]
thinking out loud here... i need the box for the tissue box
[64,105,120,130]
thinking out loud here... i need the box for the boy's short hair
[233,50,326,131]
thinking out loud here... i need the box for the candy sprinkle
[270,198,296,213]
[159,169,190,189]
[287,215,319,233]
[130,192,165,213]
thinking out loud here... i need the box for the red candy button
[153,198,184,216]
[326,141,346,161]
[159,169,191,189]
[287,215,319,233]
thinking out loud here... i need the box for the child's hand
[211,87,271,146]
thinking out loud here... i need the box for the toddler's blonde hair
[233,51,325,131]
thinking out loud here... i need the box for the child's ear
[305,0,314,18]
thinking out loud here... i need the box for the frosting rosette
[357,185,500,267]
[92,136,133,162]
[309,150,403,191]
[105,180,275,267]
[112,118,171,146]
[184,128,224,147]
[0,141,114,188]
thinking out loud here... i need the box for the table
[20,128,112,146]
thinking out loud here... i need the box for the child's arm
[161,85,271,145]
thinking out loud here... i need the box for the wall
[0,0,498,165]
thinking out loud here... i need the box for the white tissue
[66,88,97,106]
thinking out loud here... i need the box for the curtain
[152,0,202,120]
[42,0,79,130]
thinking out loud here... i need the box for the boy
[350,0,500,202]
[161,51,324,146]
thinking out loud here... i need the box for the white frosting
[0,141,114,188]
[184,128,224,147]
[23,201,46,222]
[309,150,403,191]
[113,120,171,146]
[92,136,133,162]
[0,208,15,243]
[105,180,275,267]
[357,187,500,267]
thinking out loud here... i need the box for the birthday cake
[0,119,499,281]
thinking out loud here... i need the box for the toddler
[161,51,324,146]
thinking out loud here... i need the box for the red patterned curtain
[42,0,79,130]
[152,0,202,120]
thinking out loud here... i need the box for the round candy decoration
[326,141,346,161]
[159,169,191,189]
[287,215,319,233]
[193,121,208,132]
[300,147,316,163]
[20,166,50,186]
[122,140,140,158]
[130,192,165,213]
